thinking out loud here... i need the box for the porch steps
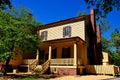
[29,60,50,74]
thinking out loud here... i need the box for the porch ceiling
[39,37,86,47]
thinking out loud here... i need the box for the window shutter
[41,31,48,40]
[69,26,71,37]
[63,27,65,37]
[45,31,48,40]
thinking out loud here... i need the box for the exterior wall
[77,44,83,65]
[50,67,77,75]
[85,18,97,65]
[85,26,95,64]
[9,54,23,68]
[102,52,110,65]
[40,43,74,59]
[39,21,85,41]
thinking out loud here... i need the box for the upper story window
[41,31,48,41]
[63,26,71,37]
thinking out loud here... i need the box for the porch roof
[39,37,86,47]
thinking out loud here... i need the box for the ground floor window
[52,48,57,58]
[62,47,71,58]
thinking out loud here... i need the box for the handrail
[29,59,50,74]
[40,60,50,74]
[29,60,38,72]
[51,58,74,66]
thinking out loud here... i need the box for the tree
[111,28,120,53]
[111,52,120,66]
[98,18,111,34]
[84,0,120,20]
[0,0,12,9]
[109,28,120,66]
[101,37,111,52]
[77,10,87,17]
[0,7,42,75]
[99,18,111,52]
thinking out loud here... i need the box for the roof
[39,37,86,47]
[38,15,90,30]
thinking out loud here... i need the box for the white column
[49,46,52,60]
[74,42,77,66]
[36,49,39,60]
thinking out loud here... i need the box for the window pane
[41,31,48,40]
[63,26,71,37]
[62,47,71,58]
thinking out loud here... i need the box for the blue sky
[12,0,88,24]
[12,0,120,38]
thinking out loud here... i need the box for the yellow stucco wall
[39,20,85,41]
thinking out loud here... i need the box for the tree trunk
[1,57,11,76]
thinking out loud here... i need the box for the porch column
[36,49,39,60]
[48,46,52,60]
[74,42,77,66]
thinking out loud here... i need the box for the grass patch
[21,77,40,80]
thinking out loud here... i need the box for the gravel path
[0,74,115,80]
[49,75,114,80]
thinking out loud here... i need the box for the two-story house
[9,9,103,75]
[36,9,102,75]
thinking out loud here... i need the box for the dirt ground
[50,75,114,80]
[0,74,115,80]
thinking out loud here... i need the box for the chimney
[90,9,96,32]
[97,25,101,43]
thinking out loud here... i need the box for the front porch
[37,37,87,75]
[9,37,87,75]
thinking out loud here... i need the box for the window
[41,31,48,40]
[52,48,57,59]
[62,47,71,58]
[63,26,71,37]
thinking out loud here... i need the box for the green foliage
[0,7,42,61]
[0,0,12,9]
[101,37,111,52]
[77,10,87,17]
[84,0,120,20]
[111,28,120,53]
[98,18,111,34]
[111,52,120,66]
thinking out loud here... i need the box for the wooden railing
[86,65,118,76]
[51,58,74,66]
[40,60,50,74]
[28,60,38,72]
[29,60,50,74]
[22,59,36,65]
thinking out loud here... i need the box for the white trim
[50,66,77,68]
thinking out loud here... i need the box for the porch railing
[29,60,38,72]
[86,65,118,76]
[51,58,74,66]
[21,59,36,65]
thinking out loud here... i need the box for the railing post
[36,49,39,61]
[49,46,52,60]
[74,42,77,66]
